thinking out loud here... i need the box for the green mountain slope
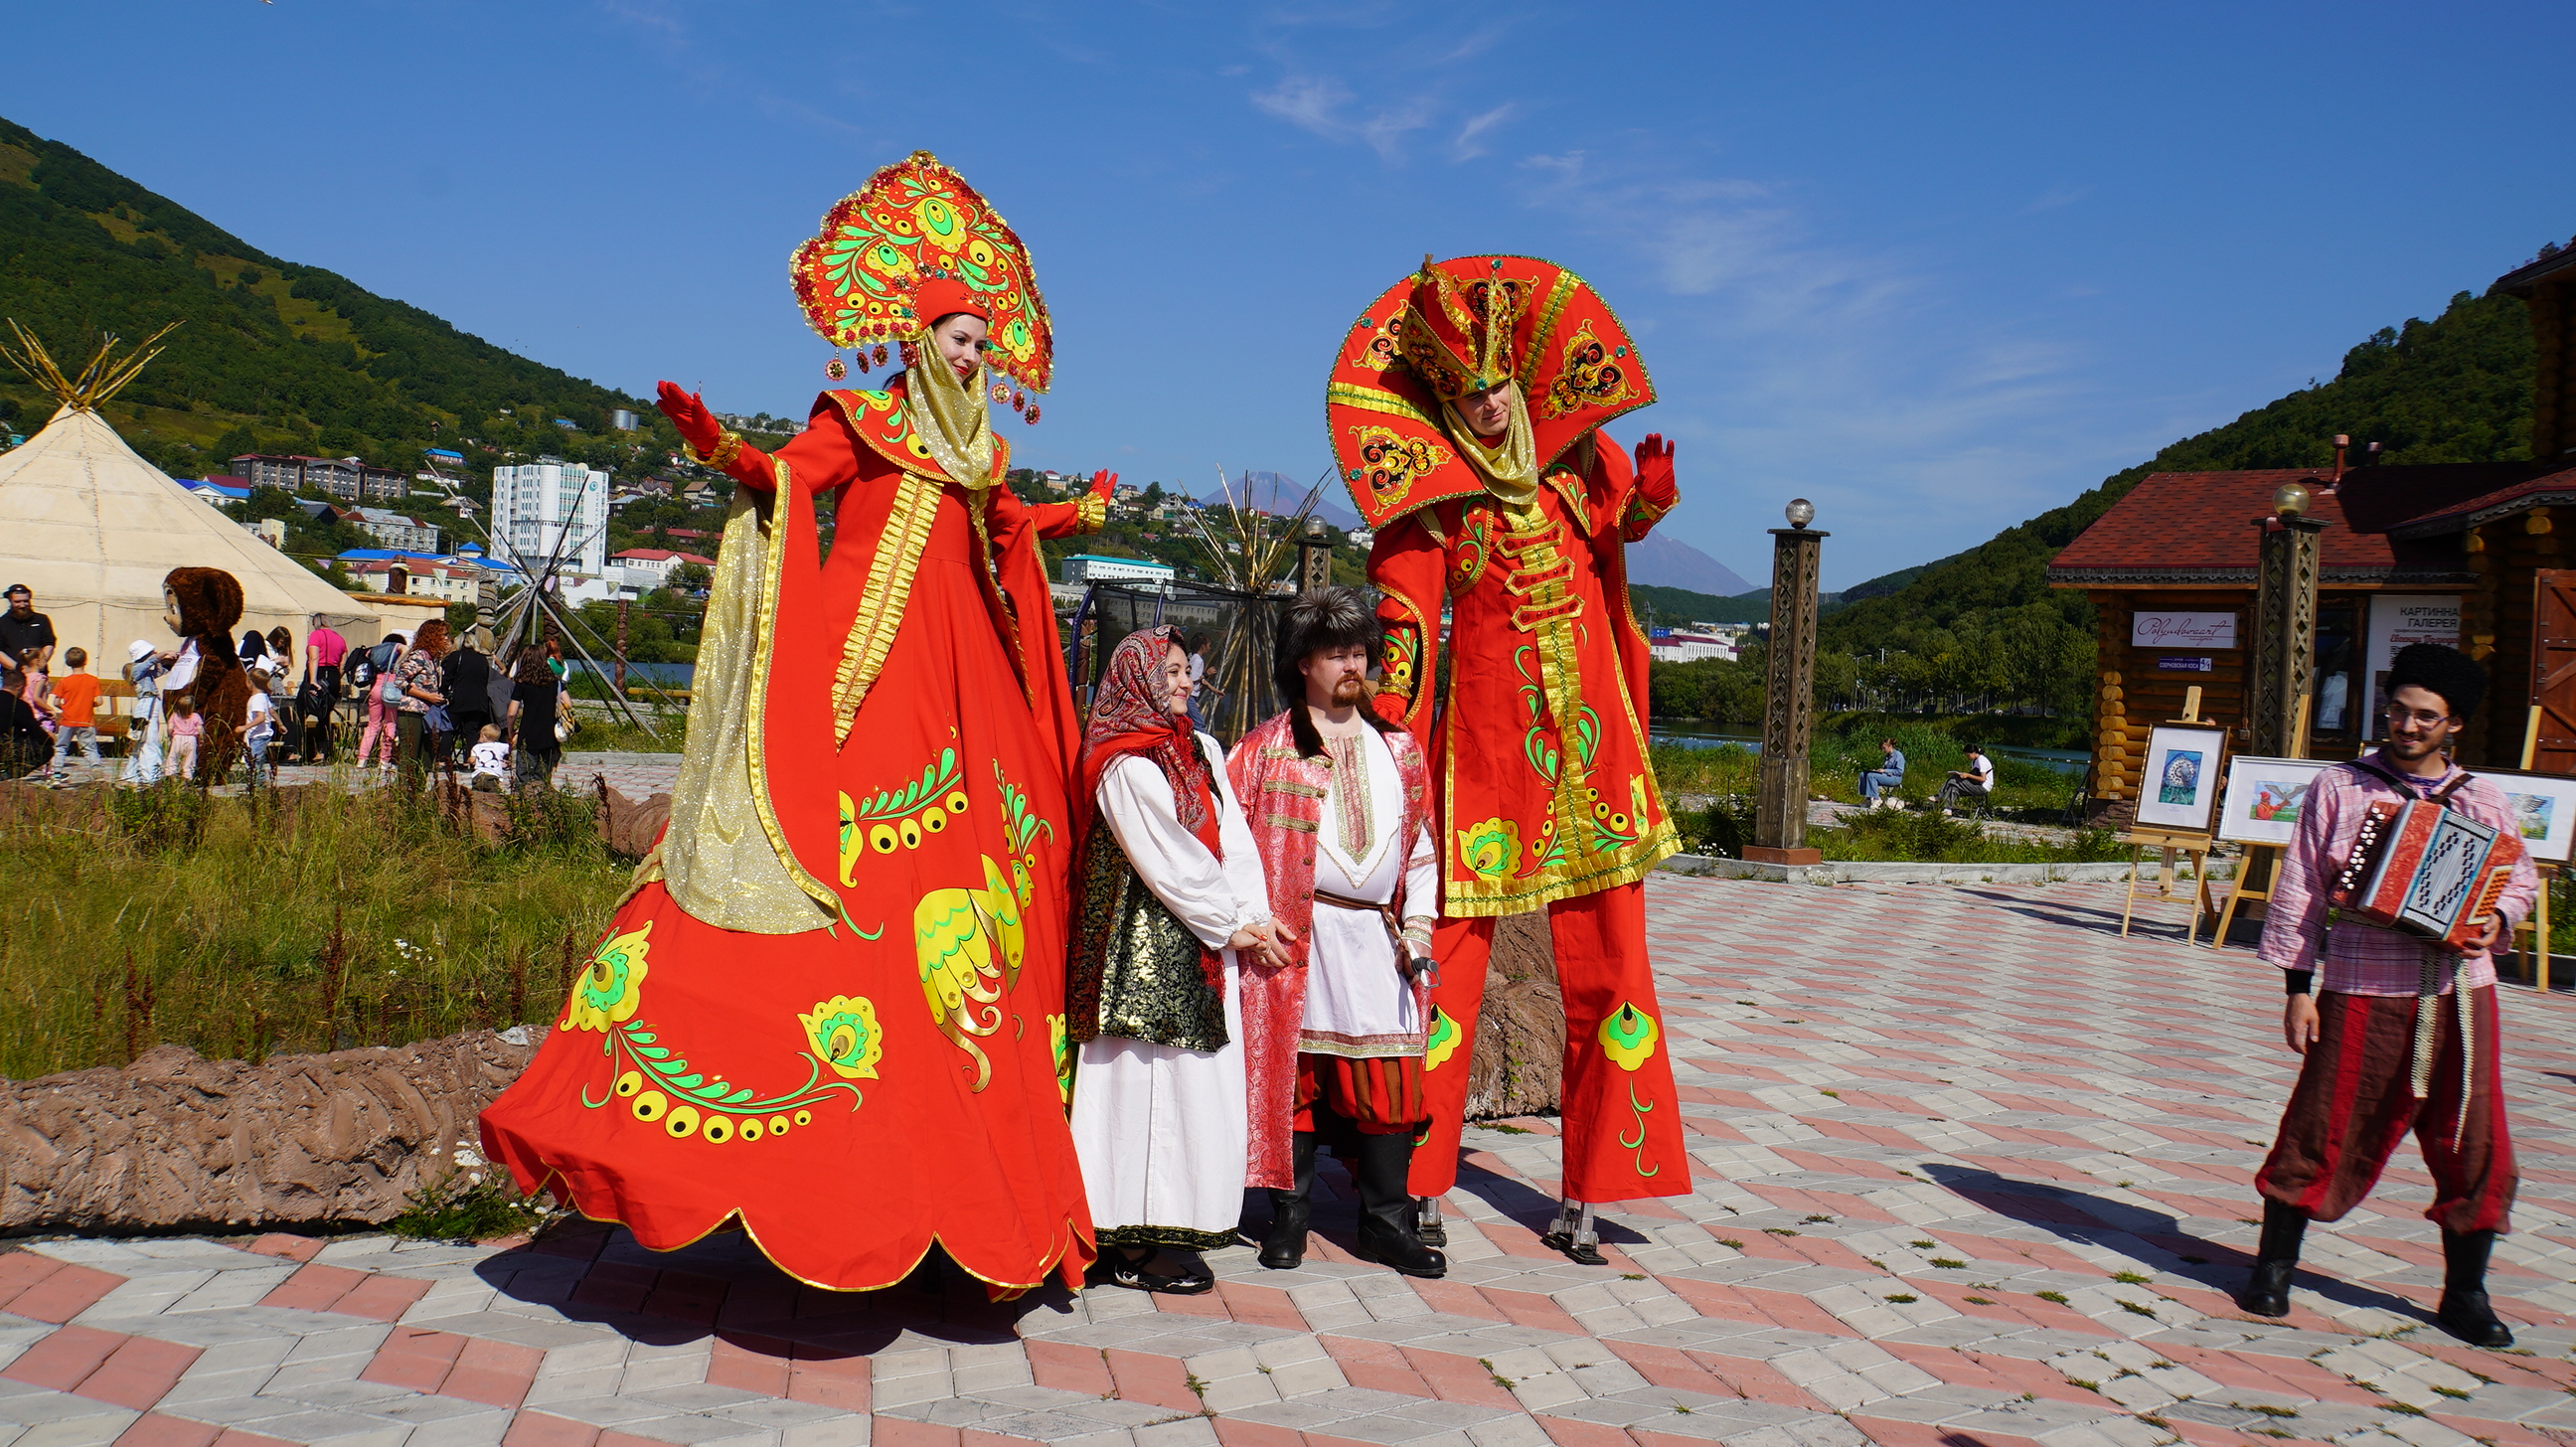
[1805,287,2535,712]
[0,115,678,484]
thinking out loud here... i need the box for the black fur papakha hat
[1273,585,1378,703]
[2385,642,2489,720]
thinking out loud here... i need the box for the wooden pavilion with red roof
[2049,245,2576,815]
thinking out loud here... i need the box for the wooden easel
[2120,688,2222,939]
[2204,695,2313,949]
[2513,704,2556,993]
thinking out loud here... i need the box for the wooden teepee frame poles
[0,319,183,411]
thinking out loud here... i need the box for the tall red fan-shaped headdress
[1326,253,1653,530]
[790,150,1053,395]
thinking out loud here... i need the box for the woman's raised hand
[1088,470,1117,501]
[656,382,724,456]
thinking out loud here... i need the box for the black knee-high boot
[2238,1199,2306,1317]
[1258,1131,1318,1270]
[1350,1131,1445,1279]
[2435,1228,2514,1348]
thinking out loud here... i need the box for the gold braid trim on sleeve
[830,470,945,744]
[1074,492,1106,533]
[687,430,744,469]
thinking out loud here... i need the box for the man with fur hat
[1226,587,1445,1278]
[2246,642,2536,1346]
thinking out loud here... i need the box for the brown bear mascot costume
[163,566,250,780]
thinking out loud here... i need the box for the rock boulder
[1463,909,1563,1120]
[0,1027,544,1233]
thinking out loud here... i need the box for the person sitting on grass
[1859,737,1905,811]
[1936,743,1994,816]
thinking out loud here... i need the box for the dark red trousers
[2255,986,2516,1234]
[1409,882,1690,1202]
[1294,1053,1424,1135]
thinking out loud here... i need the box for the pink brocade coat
[1226,713,1433,1189]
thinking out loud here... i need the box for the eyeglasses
[2385,705,2456,728]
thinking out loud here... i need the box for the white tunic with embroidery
[1301,727,1438,1058]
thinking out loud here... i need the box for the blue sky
[8,2,2570,587]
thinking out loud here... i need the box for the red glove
[656,381,724,457]
[1634,433,1678,508]
[1088,469,1117,501]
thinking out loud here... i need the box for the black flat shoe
[1541,1230,1605,1266]
[1089,1255,1183,1294]
[2238,1258,2296,1317]
[2436,1290,2515,1348]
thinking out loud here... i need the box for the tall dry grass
[0,774,632,1079]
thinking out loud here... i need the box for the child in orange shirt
[46,646,101,778]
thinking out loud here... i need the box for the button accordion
[2327,795,2526,952]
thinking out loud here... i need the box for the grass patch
[0,774,630,1077]
[2112,1271,2153,1284]
[1716,1238,1744,1249]
[2036,1290,2071,1305]
[387,1150,555,1241]
[1965,1296,1994,1305]
[1931,1258,1967,1269]
[1908,1240,1936,1249]
[1763,1228,1800,1236]
[1884,1294,1918,1304]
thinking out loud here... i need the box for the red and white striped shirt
[2255,751,2538,996]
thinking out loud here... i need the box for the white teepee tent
[0,403,381,670]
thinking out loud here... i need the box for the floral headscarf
[1078,626,1218,853]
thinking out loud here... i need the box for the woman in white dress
[1066,626,1284,1293]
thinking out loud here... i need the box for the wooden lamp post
[1750,498,1827,865]
[2248,480,2328,758]
[1295,516,1333,594]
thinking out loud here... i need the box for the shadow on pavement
[1916,1161,2429,1322]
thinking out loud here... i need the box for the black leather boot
[1349,1131,1445,1278]
[2435,1228,2514,1348]
[2238,1200,2306,1317]
[1258,1131,1318,1270]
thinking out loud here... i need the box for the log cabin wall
[2084,589,2250,806]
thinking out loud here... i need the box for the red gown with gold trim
[481,375,1102,1293]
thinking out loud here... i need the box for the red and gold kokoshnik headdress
[789,150,1053,394]
[1327,253,1653,530]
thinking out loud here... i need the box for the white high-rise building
[490,457,610,577]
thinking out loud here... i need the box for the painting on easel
[2475,769,2576,864]
[2216,756,2334,848]
[2136,724,2229,833]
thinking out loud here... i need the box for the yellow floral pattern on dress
[1422,1006,1463,1071]
[1048,1013,1073,1105]
[798,995,886,1080]
[1598,1002,1660,1070]
[562,923,652,1034]
[1457,818,1523,883]
[914,855,1028,1092]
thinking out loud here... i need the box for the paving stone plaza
[4,876,2573,1447]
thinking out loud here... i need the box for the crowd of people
[0,583,574,791]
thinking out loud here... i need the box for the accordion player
[2325,793,2529,953]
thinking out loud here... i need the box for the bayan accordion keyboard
[2327,795,2526,952]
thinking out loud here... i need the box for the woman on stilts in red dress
[482,151,1115,1295]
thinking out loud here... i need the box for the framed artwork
[2215,756,2334,847]
[2135,724,2229,833]
[2471,769,2576,865]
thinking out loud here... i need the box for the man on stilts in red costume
[1329,254,1690,1262]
